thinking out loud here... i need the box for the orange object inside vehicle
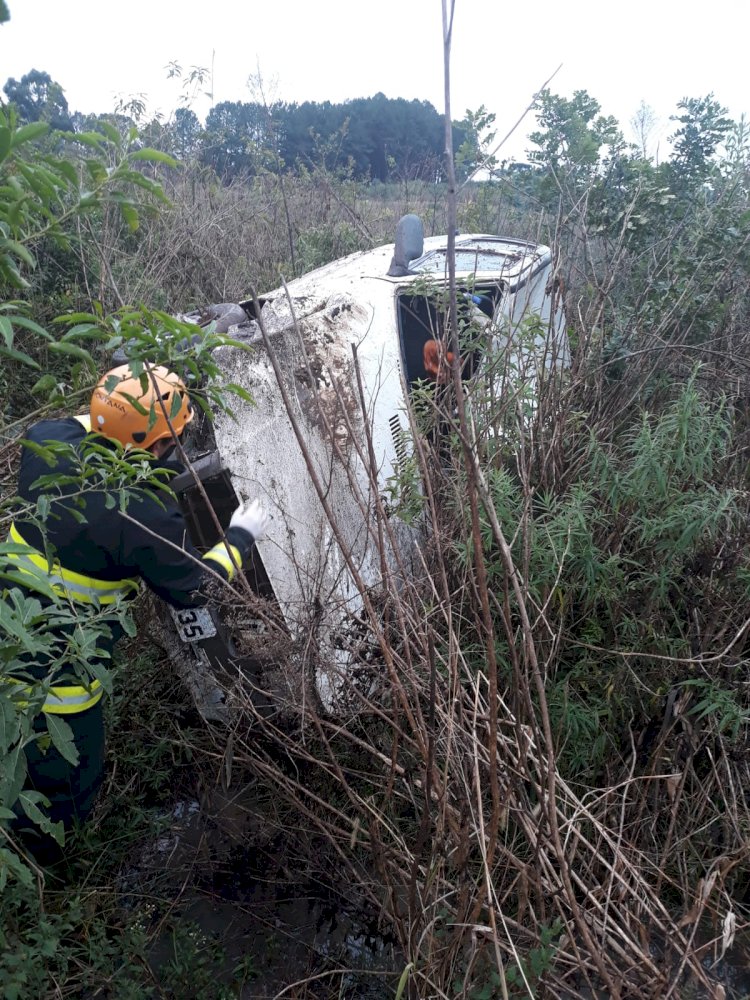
[423,339,455,382]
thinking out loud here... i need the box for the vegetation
[2,9,750,995]
[3,65,480,184]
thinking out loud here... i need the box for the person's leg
[17,701,105,863]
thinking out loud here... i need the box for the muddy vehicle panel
[161,216,568,717]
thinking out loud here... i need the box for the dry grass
[7,148,750,996]
[162,176,750,996]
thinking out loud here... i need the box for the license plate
[169,606,218,642]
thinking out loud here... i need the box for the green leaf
[118,391,148,416]
[96,120,122,145]
[225,383,255,403]
[0,299,33,311]
[0,568,58,601]
[0,260,30,290]
[216,335,253,351]
[56,159,79,185]
[0,126,10,163]
[83,659,113,696]
[60,322,101,341]
[120,612,137,638]
[0,344,40,368]
[394,963,413,1000]
[47,340,95,366]
[85,158,108,184]
[15,438,60,465]
[7,315,52,339]
[116,171,167,199]
[45,715,79,767]
[52,311,100,325]
[0,743,27,810]
[11,121,49,148]
[120,202,139,232]
[31,373,58,397]
[170,390,184,418]
[67,130,106,149]
[3,239,36,268]
[0,314,12,347]
[0,848,34,889]
[0,696,18,754]
[36,494,50,520]
[130,148,178,167]
[18,791,64,845]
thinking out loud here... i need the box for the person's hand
[230,499,270,541]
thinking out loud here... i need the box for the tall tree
[171,107,203,159]
[454,105,498,180]
[201,100,270,177]
[3,69,72,131]
[528,89,622,176]
[668,94,733,184]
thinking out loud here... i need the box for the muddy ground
[116,784,401,999]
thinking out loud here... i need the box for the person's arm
[120,493,268,608]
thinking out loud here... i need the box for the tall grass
[4,118,750,995]
[216,324,750,998]
[148,155,750,997]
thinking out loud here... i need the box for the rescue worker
[3,363,269,856]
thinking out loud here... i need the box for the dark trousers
[16,701,105,863]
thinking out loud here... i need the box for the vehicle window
[396,287,499,389]
[410,239,534,275]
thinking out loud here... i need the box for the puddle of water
[117,795,400,998]
[119,796,750,998]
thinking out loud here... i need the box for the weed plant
[2,70,750,998]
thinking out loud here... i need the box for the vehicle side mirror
[387,214,424,276]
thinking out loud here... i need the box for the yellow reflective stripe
[203,542,241,580]
[7,524,139,604]
[73,413,92,431]
[43,679,103,715]
[6,557,117,605]
[2,678,103,715]
[9,524,133,593]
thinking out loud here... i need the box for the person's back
[16,415,145,590]
[15,412,229,609]
[3,363,270,860]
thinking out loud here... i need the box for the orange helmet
[90,364,194,450]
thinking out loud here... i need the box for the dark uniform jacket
[14,417,252,609]
[6,417,257,838]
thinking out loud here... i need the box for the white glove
[230,499,270,541]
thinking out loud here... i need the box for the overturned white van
[158,215,569,719]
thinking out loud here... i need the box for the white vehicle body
[186,216,568,708]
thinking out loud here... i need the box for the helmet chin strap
[150,437,177,460]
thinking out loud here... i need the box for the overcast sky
[1,1,748,162]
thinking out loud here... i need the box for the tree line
[2,68,470,182]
